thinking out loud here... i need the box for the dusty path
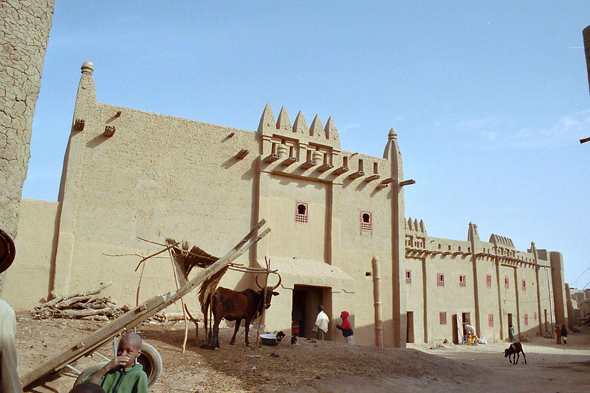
[14,316,590,392]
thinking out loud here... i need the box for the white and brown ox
[205,274,281,348]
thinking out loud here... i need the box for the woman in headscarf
[336,311,354,344]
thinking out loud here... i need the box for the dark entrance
[462,312,471,343]
[292,285,331,339]
[406,311,414,343]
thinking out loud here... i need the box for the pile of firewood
[34,281,129,321]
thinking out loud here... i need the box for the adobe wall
[253,106,404,346]
[49,61,259,314]
[8,61,408,347]
[6,59,566,349]
[405,220,562,345]
[0,0,54,293]
[2,199,59,309]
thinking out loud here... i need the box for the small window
[486,274,492,289]
[521,280,526,291]
[405,270,412,284]
[504,276,509,289]
[439,312,447,325]
[524,314,529,326]
[437,273,444,287]
[360,211,372,232]
[295,202,308,223]
[459,275,466,287]
[488,314,494,327]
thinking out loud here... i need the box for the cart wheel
[73,362,106,387]
[138,342,162,387]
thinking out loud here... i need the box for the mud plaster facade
[405,221,567,345]
[0,0,55,292]
[4,62,567,347]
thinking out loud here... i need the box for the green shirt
[86,364,148,393]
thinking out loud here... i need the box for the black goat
[504,342,526,365]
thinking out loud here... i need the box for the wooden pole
[255,257,271,348]
[21,220,269,388]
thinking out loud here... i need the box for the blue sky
[25,1,590,288]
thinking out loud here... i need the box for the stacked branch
[34,282,129,321]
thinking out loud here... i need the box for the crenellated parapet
[258,104,341,170]
[405,217,427,250]
[405,222,541,266]
[489,234,515,248]
[489,233,522,261]
[256,104,397,189]
[258,104,341,151]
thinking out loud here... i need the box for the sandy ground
[14,315,590,393]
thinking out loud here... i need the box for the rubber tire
[72,343,162,388]
[138,342,162,387]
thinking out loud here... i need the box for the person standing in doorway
[509,325,515,342]
[313,305,329,340]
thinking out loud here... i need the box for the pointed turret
[309,115,323,138]
[468,222,480,242]
[276,107,292,133]
[419,219,426,234]
[383,128,398,160]
[293,111,309,136]
[258,104,276,135]
[72,60,97,123]
[324,117,338,141]
[529,242,538,262]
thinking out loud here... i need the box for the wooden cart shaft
[21,220,269,388]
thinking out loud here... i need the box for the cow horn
[271,272,282,290]
[255,272,282,290]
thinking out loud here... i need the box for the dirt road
[15,317,590,392]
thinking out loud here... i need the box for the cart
[20,219,270,389]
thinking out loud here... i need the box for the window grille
[360,211,372,232]
[459,275,466,287]
[295,202,308,223]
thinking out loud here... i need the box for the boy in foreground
[86,333,148,393]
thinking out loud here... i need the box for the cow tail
[207,292,213,344]
[203,294,209,345]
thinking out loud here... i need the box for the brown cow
[205,273,281,348]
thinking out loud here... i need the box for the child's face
[117,338,141,368]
